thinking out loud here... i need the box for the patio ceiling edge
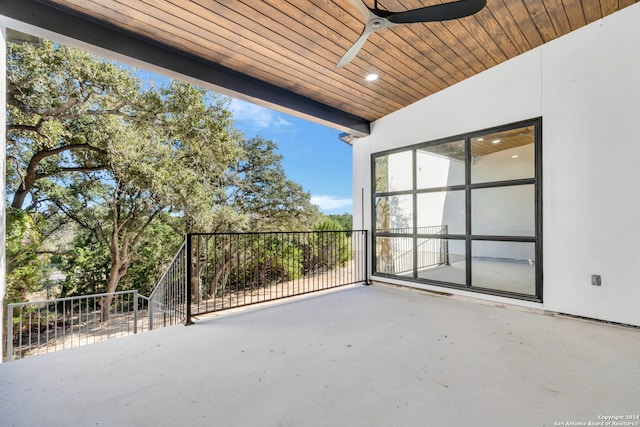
[0,0,371,138]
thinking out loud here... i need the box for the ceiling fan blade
[345,0,370,21]
[336,28,373,68]
[387,0,487,24]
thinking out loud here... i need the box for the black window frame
[371,118,543,302]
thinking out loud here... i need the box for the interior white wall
[416,152,464,233]
[385,151,413,192]
[353,3,640,326]
[471,145,535,248]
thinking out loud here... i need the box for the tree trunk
[191,262,200,304]
[101,259,128,321]
[11,189,29,210]
[211,256,232,298]
[11,144,108,210]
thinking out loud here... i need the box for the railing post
[364,230,371,285]
[133,290,138,334]
[6,305,14,362]
[185,234,193,325]
[444,225,450,265]
[148,301,153,331]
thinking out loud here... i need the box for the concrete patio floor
[1,284,639,427]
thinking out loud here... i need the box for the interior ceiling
[419,125,533,160]
[471,125,534,157]
[2,0,638,137]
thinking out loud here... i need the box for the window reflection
[376,237,413,275]
[417,190,465,235]
[375,151,413,192]
[471,185,535,236]
[471,241,536,295]
[372,120,540,301]
[375,195,413,233]
[471,126,534,184]
[417,239,466,285]
[417,140,465,189]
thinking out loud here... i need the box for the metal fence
[148,242,188,328]
[186,230,368,320]
[5,290,149,361]
[376,225,449,275]
[4,231,369,360]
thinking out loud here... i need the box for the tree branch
[36,165,108,180]
[8,96,80,117]
[37,250,72,257]
[36,143,107,160]
[130,205,166,250]
[50,199,95,236]
[7,121,44,133]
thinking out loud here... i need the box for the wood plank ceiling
[13,0,640,130]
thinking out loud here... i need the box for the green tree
[59,231,110,297]
[120,219,183,295]
[5,208,48,302]
[6,40,138,210]
[229,136,322,231]
[6,40,324,315]
[48,82,240,318]
[60,218,181,297]
[3,209,50,358]
[326,213,353,232]
[7,40,240,316]
[301,219,351,275]
[190,136,323,299]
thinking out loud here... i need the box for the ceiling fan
[337,0,487,68]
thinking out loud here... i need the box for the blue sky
[227,99,353,215]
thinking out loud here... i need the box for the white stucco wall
[354,3,640,326]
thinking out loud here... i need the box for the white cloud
[311,195,352,212]
[229,98,292,131]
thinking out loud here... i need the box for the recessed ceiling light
[511,155,519,158]
[492,139,501,144]
[365,73,379,82]
[477,138,484,141]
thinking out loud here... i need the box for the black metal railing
[5,290,150,361]
[185,230,368,321]
[148,242,188,328]
[376,225,449,275]
[4,231,368,359]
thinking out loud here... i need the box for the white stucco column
[0,22,7,362]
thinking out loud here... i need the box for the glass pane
[417,190,465,235]
[375,195,413,234]
[375,151,413,192]
[375,236,413,276]
[417,239,466,285]
[471,125,535,184]
[471,241,536,295]
[472,185,535,237]
[417,139,465,189]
